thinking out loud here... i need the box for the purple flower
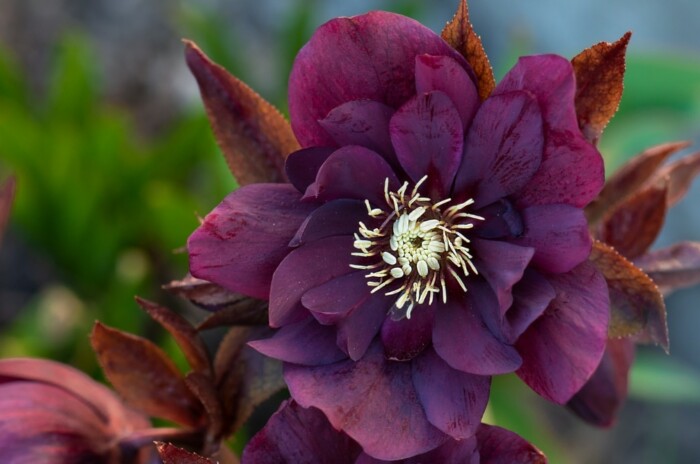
[242,400,546,464]
[189,11,609,459]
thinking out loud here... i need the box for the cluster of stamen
[350,176,483,319]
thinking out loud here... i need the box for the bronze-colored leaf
[0,176,16,246]
[441,0,495,100]
[654,151,700,207]
[136,297,212,375]
[599,180,668,259]
[156,442,215,464]
[571,32,631,145]
[585,141,689,226]
[184,40,299,185]
[185,372,224,446]
[197,299,269,330]
[590,241,668,351]
[90,322,203,427]
[635,241,700,295]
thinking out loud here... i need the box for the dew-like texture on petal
[303,146,399,206]
[390,91,463,196]
[510,204,592,274]
[289,11,467,147]
[285,342,448,461]
[269,236,357,328]
[248,317,346,366]
[242,400,361,464]
[290,199,366,247]
[415,54,479,129]
[504,269,556,343]
[474,239,534,315]
[319,100,397,165]
[455,91,543,208]
[412,348,490,440]
[285,147,335,194]
[433,295,522,375]
[303,272,370,325]
[516,261,610,404]
[476,424,547,464]
[188,184,316,300]
[380,304,435,361]
[337,292,391,361]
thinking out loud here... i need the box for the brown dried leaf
[585,141,689,226]
[599,180,668,259]
[185,372,224,442]
[654,151,700,207]
[635,242,700,295]
[184,40,299,185]
[441,0,495,100]
[572,32,631,145]
[136,297,212,375]
[156,442,215,464]
[0,176,16,246]
[590,241,668,351]
[90,322,203,427]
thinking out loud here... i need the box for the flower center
[351,176,483,319]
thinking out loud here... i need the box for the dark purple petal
[285,342,447,460]
[475,198,524,240]
[504,269,556,343]
[289,11,467,147]
[286,147,334,194]
[474,239,534,315]
[302,272,369,325]
[290,199,366,247]
[390,91,463,197]
[433,291,522,375]
[303,146,399,206]
[269,236,357,327]
[380,304,435,361]
[415,54,479,129]
[319,100,397,164]
[510,204,592,274]
[242,400,361,464]
[337,292,391,361]
[249,317,346,366]
[412,348,490,440]
[476,424,547,464]
[516,261,609,404]
[356,437,479,464]
[567,339,635,427]
[189,184,315,300]
[454,91,543,208]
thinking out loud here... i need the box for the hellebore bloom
[242,400,546,464]
[189,10,610,459]
[0,358,151,463]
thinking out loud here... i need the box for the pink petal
[285,342,448,460]
[289,11,466,147]
[390,91,463,197]
[188,184,315,300]
[516,261,610,404]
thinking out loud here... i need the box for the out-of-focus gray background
[0,1,698,462]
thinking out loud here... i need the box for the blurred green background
[1,1,699,462]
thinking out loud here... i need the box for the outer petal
[380,304,435,361]
[412,348,490,440]
[285,147,334,194]
[516,261,610,404]
[248,317,346,366]
[319,100,397,165]
[390,91,463,197]
[510,204,592,274]
[269,236,357,327]
[454,91,543,208]
[290,199,366,247]
[285,342,448,460]
[433,291,522,375]
[188,184,316,300]
[289,11,467,147]
[356,437,479,464]
[503,269,556,343]
[242,400,361,464]
[302,272,369,325]
[337,292,391,361]
[303,146,400,206]
[476,424,547,464]
[415,54,479,129]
